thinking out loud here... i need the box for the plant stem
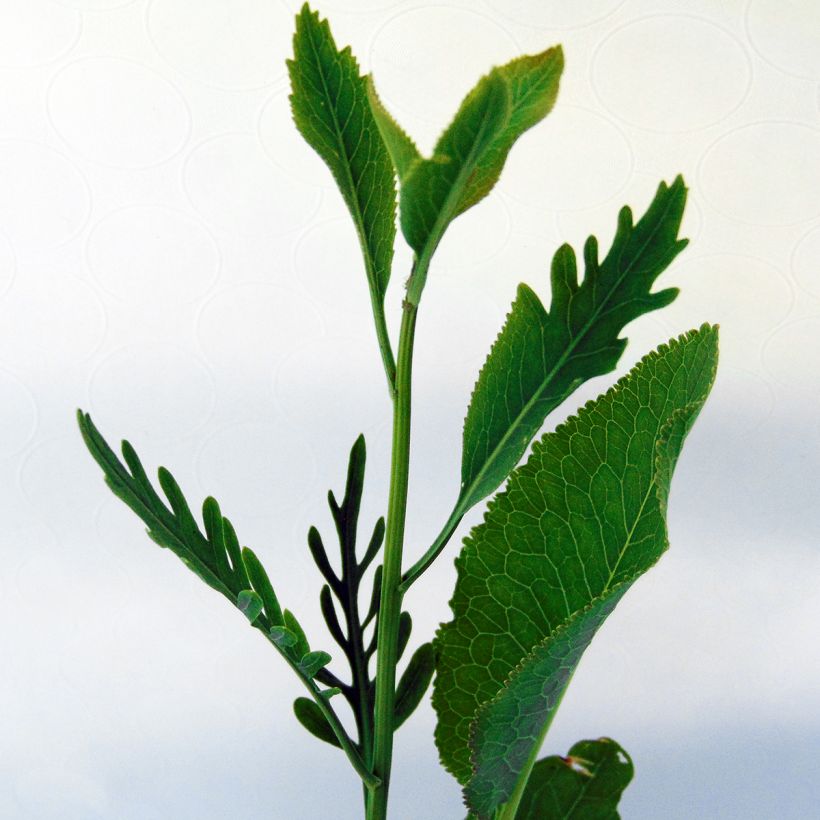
[368,303,417,820]
[263,629,380,792]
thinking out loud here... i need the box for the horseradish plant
[79,5,718,819]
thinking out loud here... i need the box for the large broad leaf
[456,176,689,529]
[433,325,718,817]
[371,45,563,304]
[514,738,633,820]
[288,4,396,305]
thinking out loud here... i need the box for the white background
[1,1,819,818]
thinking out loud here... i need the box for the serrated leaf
[515,738,633,820]
[236,589,264,624]
[299,650,332,679]
[293,697,342,749]
[384,45,562,304]
[455,176,689,525]
[433,326,718,816]
[288,3,395,304]
[393,642,435,731]
[366,76,420,181]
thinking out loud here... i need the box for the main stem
[368,303,417,820]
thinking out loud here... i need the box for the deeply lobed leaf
[457,176,689,523]
[433,325,718,816]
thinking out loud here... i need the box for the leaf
[515,738,633,820]
[236,590,264,624]
[379,44,562,303]
[397,610,412,661]
[393,642,435,731]
[456,176,689,524]
[242,545,284,627]
[366,76,420,181]
[293,697,342,749]
[433,325,718,816]
[299,650,333,679]
[78,411,334,690]
[288,4,396,304]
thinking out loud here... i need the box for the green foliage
[288,3,397,385]
[393,642,435,731]
[515,738,634,819]
[79,5,720,818]
[433,326,718,816]
[457,177,688,520]
[370,45,563,304]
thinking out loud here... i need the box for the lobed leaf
[515,738,633,819]
[456,176,689,526]
[433,326,718,816]
[78,411,332,688]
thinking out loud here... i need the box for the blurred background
[0,0,818,817]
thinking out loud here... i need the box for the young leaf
[366,76,420,181]
[299,650,333,679]
[433,325,718,815]
[458,177,688,536]
[293,697,342,749]
[393,642,435,731]
[288,3,396,380]
[236,589,264,624]
[515,738,633,819]
[376,44,563,304]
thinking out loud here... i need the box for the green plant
[78,5,718,818]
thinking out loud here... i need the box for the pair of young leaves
[79,4,719,819]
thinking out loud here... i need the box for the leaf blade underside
[432,325,719,817]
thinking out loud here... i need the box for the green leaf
[77,411,337,694]
[293,697,342,749]
[393,642,435,731]
[288,4,396,305]
[242,545,284,627]
[515,738,633,820]
[457,176,689,524]
[433,325,718,816]
[299,650,333,679]
[366,76,420,181]
[236,589,264,624]
[382,44,562,304]
[270,626,298,650]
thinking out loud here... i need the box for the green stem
[368,304,418,820]
[263,629,380,792]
